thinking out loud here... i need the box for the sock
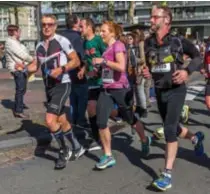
[52,129,67,150]
[192,135,198,145]
[89,116,99,142]
[63,129,81,151]
[163,168,172,178]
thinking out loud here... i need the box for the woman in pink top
[92,21,151,170]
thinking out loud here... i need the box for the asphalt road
[0,71,209,194]
[0,86,209,194]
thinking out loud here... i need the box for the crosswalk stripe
[185,85,205,101]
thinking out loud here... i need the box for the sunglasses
[42,23,56,28]
[150,15,166,20]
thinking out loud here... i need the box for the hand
[200,68,208,78]
[172,70,189,84]
[142,66,151,79]
[50,67,62,79]
[15,63,24,71]
[92,58,104,65]
[77,67,85,80]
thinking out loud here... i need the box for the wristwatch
[61,66,66,73]
[102,58,107,65]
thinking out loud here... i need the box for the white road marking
[185,86,205,101]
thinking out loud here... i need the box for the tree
[68,1,72,15]
[14,7,19,25]
[8,7,28,25]
[128,1,135,24]
[107,1,114,21]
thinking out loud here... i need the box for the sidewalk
[0,68,43,80]
[0,74,49,150]
[0,70,128,151]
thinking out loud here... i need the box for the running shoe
[194,131,205,156]
[141,136,152,158]
[54,148,72,170]
[153,126,165,140]
[95,155,116,170]
[70,146,86,160]
[152,172,172,191]
[180,105,189,124]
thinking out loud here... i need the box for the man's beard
[150,24,161,34]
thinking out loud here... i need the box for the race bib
[151,63,171,73]
[208,64,210,72]
[102,68,114,83]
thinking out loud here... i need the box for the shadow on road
[113,132,159,179]
[187,118,210,128]
[150,138,210,170]
[1,99,14,110]
[6,120,56,163]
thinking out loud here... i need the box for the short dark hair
[83,17,95,33]
[42,14,57,22]
[7,24,19,32]
[66,14,78,29]
[156,5,173,24]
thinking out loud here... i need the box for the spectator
[61,14,88,128]
[5,24,34,118]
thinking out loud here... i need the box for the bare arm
[50,51,81,78]
[26,60,38,73]
[106,52,126,72]
[65,51,80,71]
[139,41,146,65]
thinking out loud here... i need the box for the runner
[92,21,151,170]
[143,5,204,191]
[80,18,106,151]
[16,14,85,170]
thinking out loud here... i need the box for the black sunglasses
[42,23,56,27]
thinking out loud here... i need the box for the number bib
[207,64,210,72]
[102,68,114,83]
[151,63,171,73]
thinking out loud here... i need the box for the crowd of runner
[5,4,210,192]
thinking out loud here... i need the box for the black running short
[46,83,71,115]
[205,80,210,96]
[88,88,101,101]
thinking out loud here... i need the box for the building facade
[44,1,210,40]
[0,6,38,52]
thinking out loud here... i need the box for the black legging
[96,88,136,129]
[155,84,186,143]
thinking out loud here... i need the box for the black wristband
[184,67,191,75]
[61,66,66,73]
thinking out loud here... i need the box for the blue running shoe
[194,131,205,156]
[152,172,172,191]
[141,136,152,158]
[95,155,116,170]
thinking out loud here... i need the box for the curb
[0,123,129,152]
[0,129,91,152]
[0,134,52,151]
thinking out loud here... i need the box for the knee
[164,124,178,142]
[45,115,56,128]
[96,117,107,129]
[123,108,137,125]
[206,98,210,110]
